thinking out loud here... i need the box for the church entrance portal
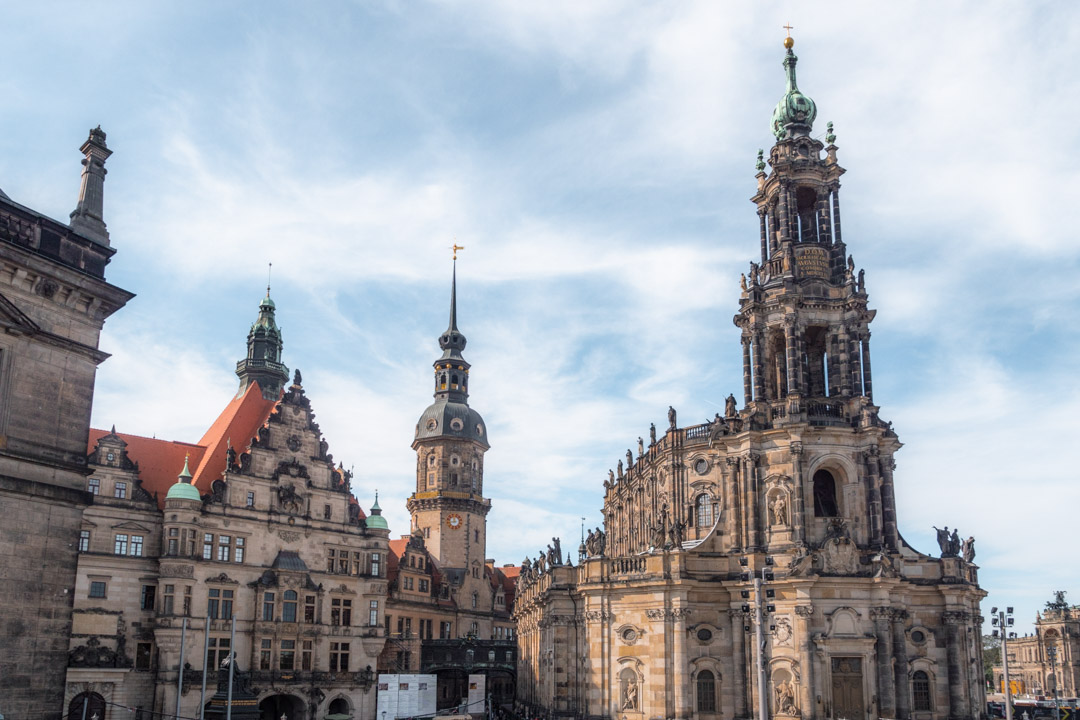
[830,657,865,720]
[258,694,305,720]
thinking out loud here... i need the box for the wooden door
[831,656,865,720]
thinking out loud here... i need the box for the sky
[2,1,1078,636]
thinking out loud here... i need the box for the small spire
[826,121,836,145]
[756,149,766,173]
[448,257,459,333]
[371,490,382,513]
[178,453,193,482]
[110,424,117,435]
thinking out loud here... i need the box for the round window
[622,628,637,643]
[697,628,713,642]
[694,458,709,475]
[911,630,926,643]
[450,418,464,431]
[426,418,438,431]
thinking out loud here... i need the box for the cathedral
[513,38,986,720]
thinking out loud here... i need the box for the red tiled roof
[190,382,278,491]
[87,429,206,507]
[88,382,278,509]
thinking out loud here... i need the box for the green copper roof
[365,492,388,530]
[771,40,817,140]
[167,456,201,501]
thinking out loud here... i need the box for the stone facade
[0,128,133,720]
[513,40,986,720]
[64,299,390,720]
[992,602,1080,698]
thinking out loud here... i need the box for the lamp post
[993,607,1016,720]
[1048,645,1061,720]
[741,557,775,720]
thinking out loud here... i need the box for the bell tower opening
[812,469,839,517]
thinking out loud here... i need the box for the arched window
[328,698,350,717]
[813,469,839,517]
[912,670,932,711]
[695,495,713,528]
[69,693,107,720]
[696,669,717,712]
[282,590,297,623]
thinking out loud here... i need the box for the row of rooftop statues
[934,525,976,563]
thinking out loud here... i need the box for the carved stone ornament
[821,536,859,575]
[278,530,302,543]
[159,563,194,578]
[583,610,613,622]
[772,616,793,646]
[287,435,302,452]
[617,624,644,645]
[205,572,238,585]
[68,636,131,669]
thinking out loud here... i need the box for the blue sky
[3,1,1078,635]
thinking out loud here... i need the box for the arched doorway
[325,697,351,720]
[259,694,305,720]
[68,692,107,720]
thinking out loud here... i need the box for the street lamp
[1048,644,1061,720]
[992,607,1016,720]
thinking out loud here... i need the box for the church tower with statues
[513,36,986,720]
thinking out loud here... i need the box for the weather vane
[451,241,464,260]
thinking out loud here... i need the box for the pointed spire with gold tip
[771,30,818,140]
[166,454,202,501]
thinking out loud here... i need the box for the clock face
[446,513,462,530]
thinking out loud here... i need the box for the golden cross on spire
[451,242,464,260]
[783,23,793,37]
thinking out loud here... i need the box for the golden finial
[783,23,794,49]
[451,242,465,260]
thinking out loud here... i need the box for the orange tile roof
[86,429,206,507]
[88,382,278,509]
[190,382,279,491]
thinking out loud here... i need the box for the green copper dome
[166,456,202,501]
[365,493,388,530]
[771,39,817,140]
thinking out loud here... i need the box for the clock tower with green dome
[407,257,492,587]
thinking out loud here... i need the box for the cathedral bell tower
[737,34,877,429]
[407,258,491,581]
[235,288,289,400]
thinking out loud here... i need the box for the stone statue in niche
[769,492,789,526]
[622,676,638,710]
[774,677,799,715]
[277,484,302,514]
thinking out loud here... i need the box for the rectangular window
[208,636,231,669]
[419,579,429,593]
[341,599,352,626]
[304,595,316,624]
[113,534,128,555]
[221,589,234,619]
[79,530,90,552]
[324,504,331,520]
[136,642,153,671]
[404,617,412,638]
[260,639,271,670]
[327,548,336,573]
[370,553,381,577]
[140,585,156,611]
[338,555,348,574]
[115,481,127,499]
[168,539,179,556]
[217,535,231,562]
[279,639,295,670]
[262,592,275,621]
[234,537,245,564]
[301,640,313,671]
[282,591,297,623]
[506,651,513,663]
[246,491,255,508]
[162,584,175,614]
[208,588,221,619]
[88,477,100,495]
[130,535,144,557]
[369,600,379,627]
[203,533,213,560]
[330,642,349,672]
[352,552,362,576]
[183,586,192,616]
[89,581,107,598]
[440,621,452,639]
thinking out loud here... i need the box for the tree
[984,634,1002,686]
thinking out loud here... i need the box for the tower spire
[69,126,112,245]
[770,35,817,140]
[236,286,289,400]
[448,256,459,333]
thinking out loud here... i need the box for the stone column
[831,189,843,245]
[759,211,769,265]
[727,458,743,550]
[838,329,853,397]
[753,331,765,403]
[849,330,862,397]
[943,611,971,720]
[872,607,897,718]
[744,453,759,550]
[861,333,874,403]
[730,609,748,719]
[864,448,883,548]
[785,319,800,397]
[891,609,911,720]
[790,442,805,546]
[795,606,815,720]
[779,182,792,244]
[817,191,832,244]
[673,608,692,719]
[742,335,754,407]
